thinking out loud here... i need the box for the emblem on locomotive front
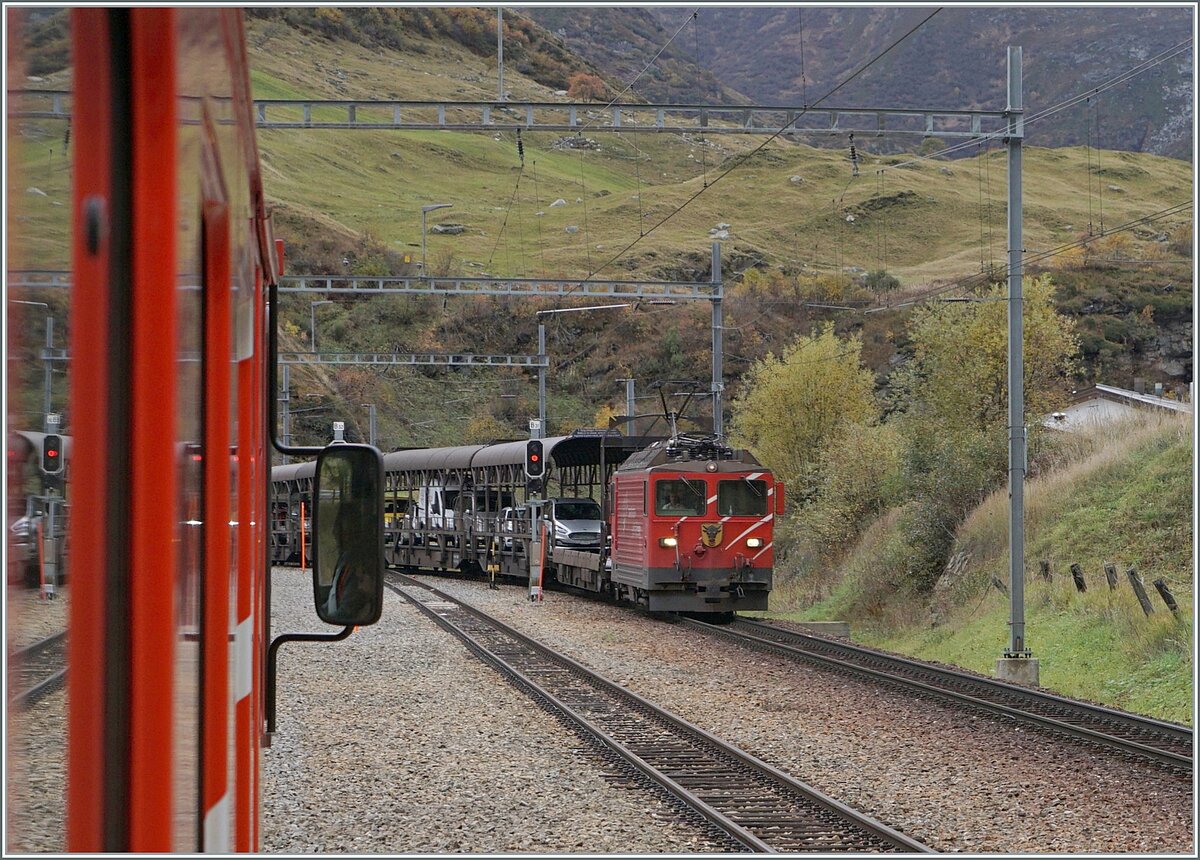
[701,522,724,548]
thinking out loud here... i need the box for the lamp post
[310,300,332,352]
[420,202,453,277]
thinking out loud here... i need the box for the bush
[797,422,905,559]
[863,270,900,292]
[898,423,1007,591]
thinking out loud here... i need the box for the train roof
[380,435,638,474]
[269,434,655,483]
[9,430,73,459]
[270,461,315,483]
[617,438,762,473]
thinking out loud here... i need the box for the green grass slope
[770,414,1194,723]
[241,16,1193,286]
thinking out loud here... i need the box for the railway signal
[524,439,544,480]
[41,434,63,475]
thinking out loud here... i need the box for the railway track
[386,573,931,854]
[686,617,1193,773]
[9,631,68,709]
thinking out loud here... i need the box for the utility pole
[618,378,636,435]
[496,7,505,102]
[537,322,546,439]
[362,403,377,446]
[711,242,724,437]
[43,316,54,429]
[998,46,1036,686]
[281,364,292,455]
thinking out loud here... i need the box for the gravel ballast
[417,577,1194,854]
[263,568,723,853]
[6,572,1191,854]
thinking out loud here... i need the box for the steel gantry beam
[279,351,547,368]
[278,274,717,300]
[10,90,1014,138]
[7,270,717,301]
[27,350,547,368]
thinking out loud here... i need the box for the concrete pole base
[995,656,1040,686]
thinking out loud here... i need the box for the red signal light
[525,440,545,480]
[41,434,64,474]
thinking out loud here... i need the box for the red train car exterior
[66,8,279,851]
[609,439,783,616]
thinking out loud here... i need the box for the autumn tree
[464,414,511,444]
[729,325,878,493]
[892,274,1079,434]
[592,403,621,431]
[567,71,607,102]
[890,274,1080,589]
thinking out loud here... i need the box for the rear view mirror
[312,444,385,626]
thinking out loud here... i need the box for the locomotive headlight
[745,537,763,548]
[659,537,678,548]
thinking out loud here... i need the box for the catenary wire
[573,7,944,285]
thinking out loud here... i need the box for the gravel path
[419,577,1194,854]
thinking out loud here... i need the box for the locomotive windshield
[717,479,768,516]
[655,479,706,516]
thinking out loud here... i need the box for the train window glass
[717,479,768,516]
[554,499,601,521]
[655,479,706,516]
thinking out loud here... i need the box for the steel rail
[9,630,68,709]
[387,574,931,853]
[688,618,1193,772]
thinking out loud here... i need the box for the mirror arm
[265,625,355,737]
[268,278,324,457]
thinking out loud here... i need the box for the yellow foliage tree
[592,403,620,431]
[729,324,878,489]
[464,414,510,444]
[899,274,1079,433]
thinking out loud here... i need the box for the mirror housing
[774,481,786,516]
[312,443,385,626]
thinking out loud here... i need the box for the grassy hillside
[239,16,1193,285]
[767,413,1193,722]
[5,12,1193,449]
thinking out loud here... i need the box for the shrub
[797,422,905,559]
[863,270,900,292]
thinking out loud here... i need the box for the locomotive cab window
[718,479,768,516]
[655,479,706,516]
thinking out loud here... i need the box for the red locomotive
[609,432,782,621]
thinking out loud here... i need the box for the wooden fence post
[1070,563,1087,593]
[1038,559,1052,582]
[1126,565,1154,616]
[1103,562,1118,590]
[1152,578,1180,615]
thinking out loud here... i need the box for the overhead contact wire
[577,6,699,133]
[580,7,944,283]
